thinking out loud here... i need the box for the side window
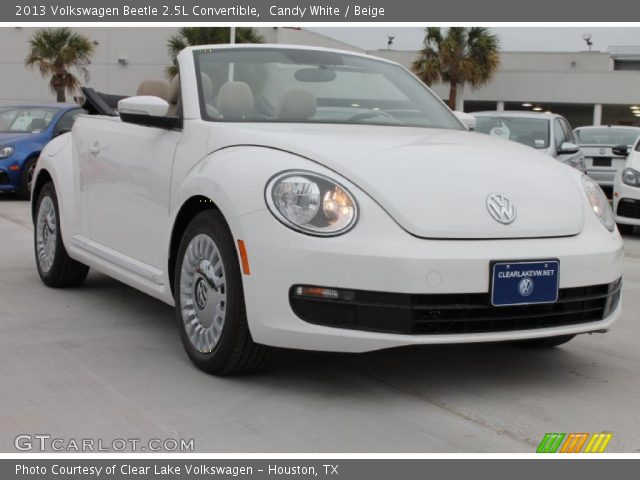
[553,119,567,150]
[55,109,84,134]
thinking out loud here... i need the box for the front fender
[32,133,77,250]
[168,145,352,248]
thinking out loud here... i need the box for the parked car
[613,135,640,234]
[32,45,623,375]
[474,111,586,172]
[574,125,640,198]
[0,104,83,199]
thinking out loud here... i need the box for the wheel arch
[168,195,222,296]
[31,168,53,221]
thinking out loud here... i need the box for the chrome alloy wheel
[36,196,57,273]
[179,234,227,353]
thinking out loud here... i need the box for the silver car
[574,125,640,197]
[474,111,586,172]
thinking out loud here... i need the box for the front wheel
[515,335,576,348]
[174,210,270,375]
[34,182,89,287]
[18,157,37,200]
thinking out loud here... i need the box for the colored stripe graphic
[537,433,613,453]
[584,433,613,453]
[536,433,566,453]
[560,433,589,453]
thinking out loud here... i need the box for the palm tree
[25,28,95,103]
[412,27,500,111]
[166,27,264,78]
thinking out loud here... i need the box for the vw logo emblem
[486,193,517,225]
[599,147,606,155]
[518,278,534,297]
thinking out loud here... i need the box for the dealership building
[1,27,639,128]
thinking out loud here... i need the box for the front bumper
[0,164,19,191]
[229,201,624,353]
[613,178,640,226]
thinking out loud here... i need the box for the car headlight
[0,146,15,159]
[266,171,358,236]
[622,167,640,187]
[582,176,615,232]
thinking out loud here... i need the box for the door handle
[89,142,100,155]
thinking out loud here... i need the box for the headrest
[200,73,214,102]
[217,81,254,121]
[136,80,170,100]
[277,87,317,121]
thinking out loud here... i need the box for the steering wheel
[346,110,396,123]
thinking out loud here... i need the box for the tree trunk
[56,86,66,103]
[448,81,457,110]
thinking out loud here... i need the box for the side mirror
[612,144,629,157]
[454,111,476,131]
[118,96,180,129]
[559,141,580,155]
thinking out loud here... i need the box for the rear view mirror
[294,67,337,83]
[559,142,580,155]
[612,144,629,157]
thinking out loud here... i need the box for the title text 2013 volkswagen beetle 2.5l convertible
[32,45,623,375]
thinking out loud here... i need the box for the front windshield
[193,47,462,129]
[475,116,550,149]
[0,107,59,133]
[575,128,640,146]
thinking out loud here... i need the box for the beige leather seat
[217,81,254,121]
[136,80,170,100]
[276,87,316,121]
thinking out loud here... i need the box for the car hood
[0,132,30,144]
[210,123,585,239]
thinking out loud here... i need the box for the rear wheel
[18,157,37,200]
[174,210,270,375]
[516,335,576,348]
[34,182,89,287]
[617,224,634,235]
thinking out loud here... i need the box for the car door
[79,116,181,273]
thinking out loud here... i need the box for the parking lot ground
[1,194,639,453]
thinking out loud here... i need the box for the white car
[474,111,586,173]
[613,136,640,234]
[32,45,623,375]
[574,125,640,198]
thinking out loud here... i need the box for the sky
[307,27,640,52]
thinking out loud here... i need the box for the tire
[174,210,270,375]
[617,224,634,235]
[515,335,576,348]
[18,156,37,200]
[34,182,89,287]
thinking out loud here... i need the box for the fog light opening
[293,286,355,301]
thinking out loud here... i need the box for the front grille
[0,172,9,185]
[290,279,621,335]
[617,199,640,219]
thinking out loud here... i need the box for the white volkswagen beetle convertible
[32,45,623,375]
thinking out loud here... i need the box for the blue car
[0,104,84,199]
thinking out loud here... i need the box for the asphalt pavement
[1,194,639,453]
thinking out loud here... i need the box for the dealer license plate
[491,261,559,306]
